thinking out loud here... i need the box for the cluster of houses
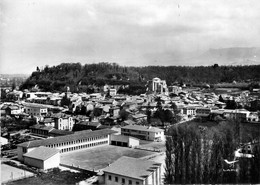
[1,77,260,184]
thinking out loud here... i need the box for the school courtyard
[60,145,159,171]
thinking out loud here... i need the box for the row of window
[123,129,162,136]
[26,108,47,112]
[122,129,146,134]
[108,175,139,185]
[60,140,108,153]
[44,135,108,148]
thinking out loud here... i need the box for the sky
[1,0,260,74]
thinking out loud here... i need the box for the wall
[129,137,139,147]
[104,172,143,185]
[43,153,60,170]
[17,146,35,162]
[24,157,44,169]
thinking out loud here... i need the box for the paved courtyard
[1,164,34,183]
[60,145,156,170]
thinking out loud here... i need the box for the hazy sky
[1,0,260,74]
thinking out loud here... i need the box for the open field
[60,145,156,170]
[1,164,34,183]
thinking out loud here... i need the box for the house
[223,109,251,122]
[109,106,120,117]
[51,113,75,131]
[121,125,164,141]
[0,104,8,115]
[214,101,226,109]
[247,112,259,122]
[102,156,162,185]
[23,103,48,117]
[109,88,117,96]
[183,106,196,116]
[131,113,147,122]
[30,124,54,137]
[17,129,117,162]
[196,107,211,117]
[23,146,60,170]
[5,105,24,116]
[39,117,55,127]
[121,119,135,127]
[0,136,8,145]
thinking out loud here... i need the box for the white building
[17,129,117,162]
[23,146,60,170]
[52,114,75,131]
[152,77,168,94]
[121,125,164,141]
[102,156,162,185]
[183,106,196,116]
[0,137,8,145]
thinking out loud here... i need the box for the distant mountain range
[184,47,260,66]
[0,74,29,78]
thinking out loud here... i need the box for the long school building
[17,129,117,162]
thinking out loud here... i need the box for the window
[129,180,132,184]
[108,175,111,180]
[136,182,140,185]
[122,178,125,184]
[115,176,118,182]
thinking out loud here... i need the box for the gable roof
[132,113,147,119]
[49,129,74,136]
[18,129,117,148]
[30,124,54,131]
[23,146,60,161]
[103,156,161,180]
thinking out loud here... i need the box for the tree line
[164,120,260,184]
[20,62,260,93]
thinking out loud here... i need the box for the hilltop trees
[20,63,260,92]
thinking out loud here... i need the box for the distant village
[1,77,260,184]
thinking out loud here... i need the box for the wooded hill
[20,62,260,93]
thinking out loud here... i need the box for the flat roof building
[121,125,164,141]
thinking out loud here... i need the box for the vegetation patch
[5,168,92,185]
